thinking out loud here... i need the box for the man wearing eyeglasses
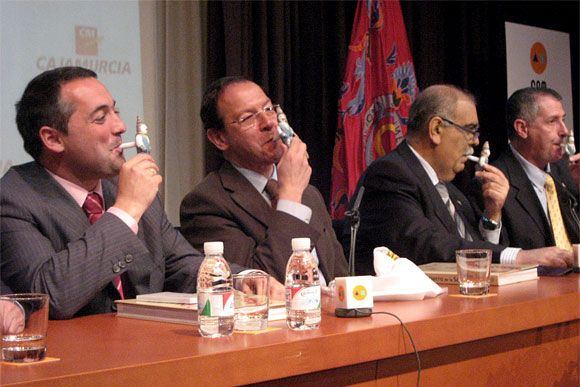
[351,84,572,275]
[180,76,348,284]
[469,88,578,262]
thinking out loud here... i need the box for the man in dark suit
[353,85,573,275]
[0,67,257,320]
[180,76,348,284]
[470,87,579,251]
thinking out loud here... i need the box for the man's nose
[113,112,126,134]
[559,121,570,137]
[258,111,277,130]
[469,134,479,146]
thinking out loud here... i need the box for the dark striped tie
[264,179,279,209]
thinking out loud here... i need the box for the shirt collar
[407,143,440,186]
[509,144,550,189]
[231,163,278,193]
[44,169,104,208]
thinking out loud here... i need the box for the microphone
[559,178,580,229]
[336,185,375,318]
[551,175,580,270]
[345,186,365,276]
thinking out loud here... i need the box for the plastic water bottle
[285,237,321,330]
[197,241,234,338]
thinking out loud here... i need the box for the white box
[335,276,373,310]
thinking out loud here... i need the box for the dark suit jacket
[469,148,579,249]
[0,161,207,319]
[354,141,505,275]
[179,161,348,283]
[0,279,13,295]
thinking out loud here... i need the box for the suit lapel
[16,162,90,237]
[101,178,117,210]
[502,150,551,237]
[448,184,481,240]
[397,143,459,235]
[219,162,273,228]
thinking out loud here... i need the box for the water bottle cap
[291,238,311,251]
[204,241,224,255]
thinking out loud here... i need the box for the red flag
[330,0,418,219]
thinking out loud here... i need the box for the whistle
[119,116,151,154]
[561,131,576,157]
[467,141,490,168]
[274,106,295,146]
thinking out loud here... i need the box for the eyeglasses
[440,117,480,141]
[225,104,280,130]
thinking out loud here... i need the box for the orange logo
[530,42,547,74]
[338,286,345,302]
[352,285,367,301]
[75,26,98,56]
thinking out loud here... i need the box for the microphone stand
[345,186,365,276]
[336,187,373,318]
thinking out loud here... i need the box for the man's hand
[568,153,580,189]
[269,278,286,301]
[114,154,162,222]
[475,164,509,221]
[516,247,573,268]
[276,136,312,203]
[1,301,25,335]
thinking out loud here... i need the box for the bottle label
[198,292,234,317]
[286,285,321,310]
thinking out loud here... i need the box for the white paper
[372,247,446,301]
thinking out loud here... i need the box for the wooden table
[2,275,579,386]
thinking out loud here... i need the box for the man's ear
[427,117,443,145]
[512,119,528,139]
[39,126,65,153]
[207,128,229,152]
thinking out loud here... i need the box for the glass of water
[1,293,49,362]
[456,250,492,295]
[233,273,270,331]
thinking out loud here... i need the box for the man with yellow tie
[479,87,579,263]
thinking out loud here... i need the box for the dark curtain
[204,0,579,204]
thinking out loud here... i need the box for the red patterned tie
[82,193,125,299]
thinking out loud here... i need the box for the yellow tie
[544,174,572,251]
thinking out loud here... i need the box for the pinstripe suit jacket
[179,161,348,284]
[1,161,206,319]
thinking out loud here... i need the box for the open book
[116,292,286,326]
[418,262,539,286]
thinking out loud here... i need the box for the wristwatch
[481,216,500,230]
